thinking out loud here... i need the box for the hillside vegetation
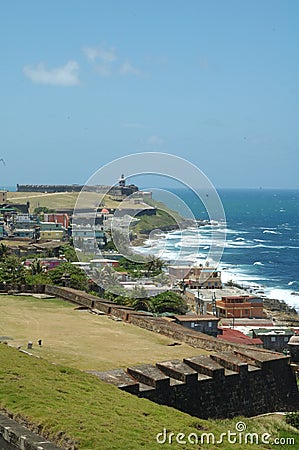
[0,344,298,450]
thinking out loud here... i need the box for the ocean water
[137,188,299,311]
[0,185,16,191]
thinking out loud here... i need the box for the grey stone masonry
[0,413,62,450]
[156,360,199,384]
[93,349,299,419]
[127,364,170,390]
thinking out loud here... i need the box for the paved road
[0,435,17,449]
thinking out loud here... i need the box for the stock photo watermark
[156,421,296,446]
[73,152,226,297]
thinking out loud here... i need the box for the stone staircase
[88,349,299,419]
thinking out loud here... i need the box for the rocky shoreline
[131,219,299,327]
[263,297,299,326]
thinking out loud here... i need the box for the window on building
[284,336,289,342]
[271,336,276,342]
[190,322,195,328]
[208,322,212,327]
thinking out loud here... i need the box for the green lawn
[0,344,298,450]
[0,295,208,370]
[7,191,80,212]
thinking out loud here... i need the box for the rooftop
[218,327,263,346]
[174,315,220,322]
[253,328,294,336]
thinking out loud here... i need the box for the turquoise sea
[138,188,299,311]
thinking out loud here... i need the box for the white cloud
[120,61,141,76]
[83,44,142,78]
[23,61,80,86]
[83,45,116,63]
[147,135,164,146]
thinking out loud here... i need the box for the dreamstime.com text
[156,422,296,446]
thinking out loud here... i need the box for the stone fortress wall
[2,284,299,419]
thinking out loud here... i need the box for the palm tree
[96,265,121,290]
[29,259,44,275]
[144,256,166,277]
[0,243,9,260]
[128,293,153,312]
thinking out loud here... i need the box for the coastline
[134,224,299,324]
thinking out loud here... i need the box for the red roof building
[218,327,263,347]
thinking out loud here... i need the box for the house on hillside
[216,295,265,319]
[169,265,222,289]
[43,213,70,228]
[24,257,65,270]
[251,328,294,352]
[173,315,220,337]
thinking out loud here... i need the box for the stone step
[127,364,170,389]
[210,352,248,377]
[233,348,288,369]
[183,355,225,380]
[156,360,199,384]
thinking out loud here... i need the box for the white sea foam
[135,225,299,312]
[265,288,299,311]
[263,230,281,235]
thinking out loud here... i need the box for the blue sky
[1,0,298,188]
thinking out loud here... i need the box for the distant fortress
[17,175,139,197]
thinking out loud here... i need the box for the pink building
[44,213,69,228]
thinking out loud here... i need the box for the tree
[28,259,44,275]
[48,262,88,291]
[128,294,154,312]
[103,240,117,251]
[25,272,52,286]
[0,255,26,285]
[0,243,10,261]
[150,291,187,315]
[34,206,55,214]
[95,265,122,291]
[144,256,165,277]
[60,244,78,262]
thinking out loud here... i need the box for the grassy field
[7,191,80,211]
[0,295,208,370]
[0,344,298,450]
[6,191,184,228]
[7,191,123,212]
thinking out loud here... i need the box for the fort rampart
[2,284,299,419]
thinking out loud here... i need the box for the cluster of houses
[1,186,298,356]
[167,263,299,355]
[0,176,151,245]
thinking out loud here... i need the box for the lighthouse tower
[118,174,126,187]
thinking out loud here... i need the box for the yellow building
[39,230,65,240]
